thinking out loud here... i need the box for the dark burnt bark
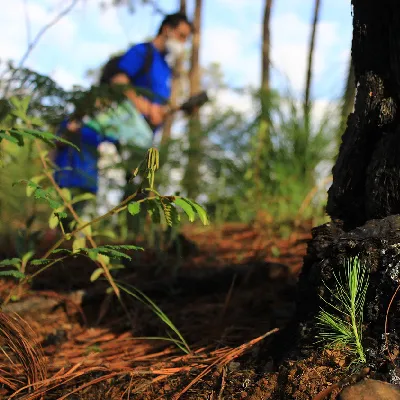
[295,217,400,357]
[338,59,355,148]
[265,0,400,382]
[327,0,400,229]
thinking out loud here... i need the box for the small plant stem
[43,187,175,258]
[2,256,70,306]
[350,301,365,362]
[42,194,159,259]
[34,141,133,327]
[385,281,400,364]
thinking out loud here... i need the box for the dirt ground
[0,222,352,399]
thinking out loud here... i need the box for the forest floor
[0,222,350,399]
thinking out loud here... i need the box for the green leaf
[174,198,196,222]
[98,254,110,266]
[71,193,96,205]
[72,237,86,253]
[30,116,44,127]
[12,110,28,121]
[28,185,63,209]
[0,99,12,122]
[0,258,21,267]
[10,96,30,114]
[169,204,180,225]
[185,199,209,225]
[47,197,63,210]
[55,211,68,219]
[27,175,46,197]
[60,188,72,202]
[49,208,68,229]
[146,199,161,224]
[82,245,141,262]
[49,212,60,229]
[32,186,46,199]
[90,267,104,282]
[85,247,132,261]
[39,150,48,159]
[86,251,110,266]
[81,224,92,237]
[102,244,143,251]
[92,229,117,239]
[50,249,72,255]
[0,270,26,280]
[128,202,141,216]
[10,128,79,151]
[8,130,24,146]
[9,96,28,114]
[31,259,52,266]
[21,251,34,266]
[0,131,19,144]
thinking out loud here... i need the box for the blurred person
[95,12,192,233]
[101,12,192,132]
[52,12,192,232]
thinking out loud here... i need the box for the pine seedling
[317,256,369,364]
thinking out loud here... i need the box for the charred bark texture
[327,0,400,229]
[296,217,400,359]
[268,216,400,380]
[266,0,400,381]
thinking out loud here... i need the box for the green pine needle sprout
[317,256,369,364]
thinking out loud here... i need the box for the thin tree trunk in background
[189,0,201,100]
[337,58,355,148]
[261,0,273,92]
[254,0,274,198]
[182,0,203,198]
[160,0,187,146]
[304,0,321,128]
[179,0,186,12]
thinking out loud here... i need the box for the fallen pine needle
[172,328,279,400]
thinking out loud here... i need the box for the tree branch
[23,0,32,50]
[18,0,80,69]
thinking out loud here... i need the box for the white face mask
[165,37,185,66]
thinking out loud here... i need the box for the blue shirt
[54,43,170,192]
[118,43,172,106]
[54,121,117,193]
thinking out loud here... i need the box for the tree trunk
[337,58,356,148]
[188,0,202,98]
[269,0,400,384]
[261,0,273,92]
[327,0,400,228]
[254,0,274,198]
[304,0,321,128]
[182,0,203,198]
[160,0,187,147]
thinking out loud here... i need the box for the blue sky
[1,0,353,109]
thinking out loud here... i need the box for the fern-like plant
[317,256,369,364]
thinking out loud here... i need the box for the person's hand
[135,96,152,117]
[148,104,167,126]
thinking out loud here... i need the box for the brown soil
[0,223,360,399]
